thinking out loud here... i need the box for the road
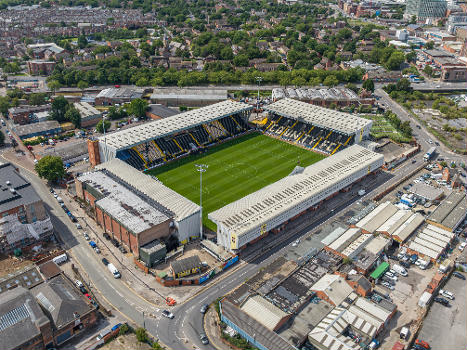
[375,88,465,165]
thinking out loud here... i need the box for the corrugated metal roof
[264,98,372,135]
[96,159,199,221]
[357,202,399,233]
[98,99,252,150]
[392,213,424,242]
[209,145,384,239]
[240,295,288,331]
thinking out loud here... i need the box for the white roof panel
[264,98,372,135]
[98,100,252,150]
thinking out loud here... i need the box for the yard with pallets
[147,132,325,231]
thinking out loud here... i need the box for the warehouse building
[210,145,384,252]
[407,224,455,261]
[150,88,228,107]
[146,104,179,120]
[240,295,291,331]
[76,169,174,256]
[95,158,200,243]
[427,191,467,232]
[311,274,354,306]
[357,201,398,234]
[263,98,372,145]
[8,105,51,125]
[271,87,360,107]
[73,102,102,127]
[13,120,61,140]
[408,182,444,202]
[95,87,143,106]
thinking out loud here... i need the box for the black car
[400,261,411,268]
[62,206,68,212]
[79,286,87,294]
[453,271,466,280]
[388,255,399,261]
[199,333,209,345]
[101,258,109,266]
[103,233,111,240]
[435,142,440,146]
[112,239,120,248]
[70,215,78,223]
[434,296,449,306]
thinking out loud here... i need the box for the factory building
[209,145,384,252]
[150,88,228,107]
[271,87,360,107]
[95,158,200,244]
[427,191,467,232]
[407,224,455,262]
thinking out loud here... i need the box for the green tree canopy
[96,119,111,133]
[65,106,81,128]
[49,96,69,122]
[0,130,4,146]
[35,155,65,182]
[362,79,375,92]
[127,98,148,118]
[323,75,338,87]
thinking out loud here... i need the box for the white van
[52,253,68,265]
[108,263,121,278]
[392,264,408,277]
[400,326,409,339]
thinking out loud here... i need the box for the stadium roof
[264,98,372,135]
[209,145,383,240]
[96,158,199,222]
[98,100,252,151]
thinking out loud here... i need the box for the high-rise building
[405,0,447,21]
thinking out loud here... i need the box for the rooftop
[98,99,252,150]
[408,224,454,260]
[428,191,467,231]
[209,145,383,239]
[264,98,372,135]
[147,104,179,118]
[240,295,289,331]
[150,88,228,100]
[170,255,201,275]
[408,182,444,201]
[96,87,143,100]
[0,163,41,214]
[311,274,354,306]
[73,102,101,119]
[13,120,60,138]
[96,159,199,222]
[0,287,49,350]
[77,170,172,234]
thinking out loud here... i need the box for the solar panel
[0,304,30,332]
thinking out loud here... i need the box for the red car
[415,339,430,349]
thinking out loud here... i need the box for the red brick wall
[96,207,104,227]
[87,139,101,167]
[314,290,334,306]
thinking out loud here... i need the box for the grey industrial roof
[147,104,179,118]
[8,104,51,115]
[356,201,399,233]
[171,255,201,275]
[78,170,171,234]
[98,99,252,150]
[38,140,88,162]
[408,225,454,259]
[96,87,143,100]
[264,98,372,135]
[14,120,61,137]
[221,299,297,350]
[0,266,44,295]
[0,286,49,350]
[31,275,93,329]
[209,145,383,238]
[0,163,41,214]
[73,102,101,119]
[96,159,199,222]
[408,182,444,201]
[241,295,288,331]
[272,87,359,102]
[428,192,467,231]
[150,88,227,101]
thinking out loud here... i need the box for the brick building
[75,169,174,256]
[27,60,56,75]
[8,105,51,125]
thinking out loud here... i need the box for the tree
[385,51,405,70]
[323,75,339,87]
[233,54,249,67]
[35,156,65,182]
[0,130,4,146]
[152,341,164,350]
[49,96,69,122]
[96,119,111,133]
[28,93,47,106]
[48,80,61,94]
[77,35,88,49]
[135,327,148,343]
[127,98,148,118]
[426,41,434,50]
[362,79,375,92]
[0,97,10,116]
[65,106,81,128]
[77,80,89,91]
[395,78,412,92]
[423,65,433,77]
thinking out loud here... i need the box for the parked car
[119,245,127,254]
[112,239,120,248]
[200,304,208,314]
[162,310,174,319]
[75,280,84,288]
[453,271,466,280]
[400,261,411,269]
[76,223,82,229]
[199,333,209,345]
[94,247,101,254]
[415,339,430,349]
[384,272,398,281]
[103,233,111,240]
[101,258,109,266]
[459,242,467,251]
[381,281,395,290]
[433,296,450,306]
[439,289,454,300]
[83,233,90,240]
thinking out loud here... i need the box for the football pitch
[146,133,326,231]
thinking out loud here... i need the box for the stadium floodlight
[195,164,208,239]
[255,76,263,113]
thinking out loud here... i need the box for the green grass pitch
[146,133,326,231]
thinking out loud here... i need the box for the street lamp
[255,76,263,114]
[195,164,208,239]
[102,115,107,144]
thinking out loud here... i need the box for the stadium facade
[86,99,380,251]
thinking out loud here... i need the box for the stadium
[87,99,383,252]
